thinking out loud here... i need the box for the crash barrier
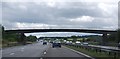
[63,43,120,58]
[3,42,32,47]
[6,42,18,47]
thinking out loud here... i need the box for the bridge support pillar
[102,33,108,46]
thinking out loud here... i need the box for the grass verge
[2,41,35,48]
[65,45,119,59]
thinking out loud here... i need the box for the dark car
[52,43,61,48]
[50,41,53,43]
[43,42,47,45]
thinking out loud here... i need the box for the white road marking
[10,53,15,55]
[21,48,24,49]
[21,47,25,52]
[43,51,46,54]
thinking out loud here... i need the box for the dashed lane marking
[9,53,15,55]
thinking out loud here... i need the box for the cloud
[2,0,119,3]
[25,32,102,38]
[70,16,94,22]
[15,22,57,29]
[2,1,118,31]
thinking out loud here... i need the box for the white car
[82,42,89,45]
[76,41,81,44]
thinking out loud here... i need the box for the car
[82,42,89,45]
[40,40,43,42]
[75,41,81,45]
[43,42,47,45]
[50,41,53,43]
[52,43,61,48]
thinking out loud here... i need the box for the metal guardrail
[63,43,120,57]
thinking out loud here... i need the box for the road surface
[43,45,90,59]
[2,42,91,59]
[2,42,50,59]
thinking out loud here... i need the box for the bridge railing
[63,43,120,58]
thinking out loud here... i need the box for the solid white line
[0,49,2,59]
[64,46,95,59]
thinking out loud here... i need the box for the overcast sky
[1,0,119,37]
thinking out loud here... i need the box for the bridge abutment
[17,32,26,45]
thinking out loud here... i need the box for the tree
[26,35,37,42]
[0,25,4,39]
[71,35,77,42]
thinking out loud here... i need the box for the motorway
[1,41,91,59]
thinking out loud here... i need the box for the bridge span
[4,29,117,45]
[5,29,117,34]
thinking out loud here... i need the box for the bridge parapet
[5,29,117,34]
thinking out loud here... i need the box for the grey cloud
[2,2,118,30]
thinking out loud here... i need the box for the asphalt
[44,46,85,57]
[2,41,50,59]
[43,44,90,59]
[1,42,91,59]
